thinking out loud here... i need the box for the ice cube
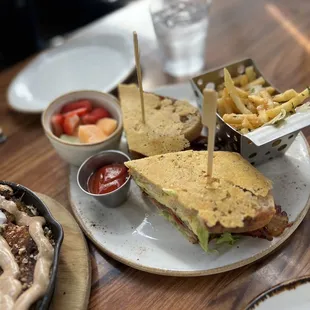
[177,10,192,22]
[178,2,186,10]
[166,18,175,28]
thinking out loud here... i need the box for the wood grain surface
[37,193,91,310]
[1,0,310,309]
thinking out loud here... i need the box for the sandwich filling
[151,196,288,251]
[137,177,281,252]
[125,151,289,252]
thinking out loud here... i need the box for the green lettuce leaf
[215,232,239,245]
[196,223,210,252]
[161,212,240,253]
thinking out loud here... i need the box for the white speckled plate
[245,276,310,310]
[69,83,310,276]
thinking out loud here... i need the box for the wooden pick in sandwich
[133,31,146,124]
[202,88,218,181]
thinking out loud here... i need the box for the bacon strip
[241,205,289,240]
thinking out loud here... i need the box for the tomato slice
[60,100,92,114]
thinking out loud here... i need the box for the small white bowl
[42,90,123,166]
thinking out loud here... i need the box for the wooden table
[1,0,310,309]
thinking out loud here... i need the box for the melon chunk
[96,118,118,136]
[78,125,107,144]
[60,134,80,144]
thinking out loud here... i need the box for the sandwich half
[125,151,288,252]
[118,84,202,157]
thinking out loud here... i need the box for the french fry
[243,77,265,90]
[258,109,269,123]
[273,89,298,102]
[260,90,274,109]
[248,95,267,107]
[217,98,226,116]
[266,88,310,119]
[218,97,235,114]
[236,87,249,98]
[243,99,257,114]
[224,68,252,114]
[266,86,276,95]
[242,117,255,129]
[240,128,249,134]
[240,75,249,87]
[230,123,244,130]
[260,89,272,99]
[223,113,260,126]
[224,114,261,129]
[246,114,263,128]
[215,67,308,134]
[223,97,237,113]
[223,113,244,124]
[222,87,229,98]
[245,66,256,82]
[256,104,265,111]
[264,109,287,126]
[232,76,241,85]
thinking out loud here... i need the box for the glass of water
[150,0,211,77]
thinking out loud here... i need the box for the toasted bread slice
[125,151,275,234]
[118,84,202,156]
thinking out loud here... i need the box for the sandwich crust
[118,84,202,156]
[125,151,275,232]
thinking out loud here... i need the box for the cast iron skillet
[0,181,64,310]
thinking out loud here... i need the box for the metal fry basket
[191,58,310,165]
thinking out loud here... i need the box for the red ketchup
[88,163,129,194]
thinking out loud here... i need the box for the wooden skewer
[133,31,145,124]
[202,88,218,180]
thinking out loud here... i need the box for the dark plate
[0,181,64,310]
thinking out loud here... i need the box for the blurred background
[0,0,134,71]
